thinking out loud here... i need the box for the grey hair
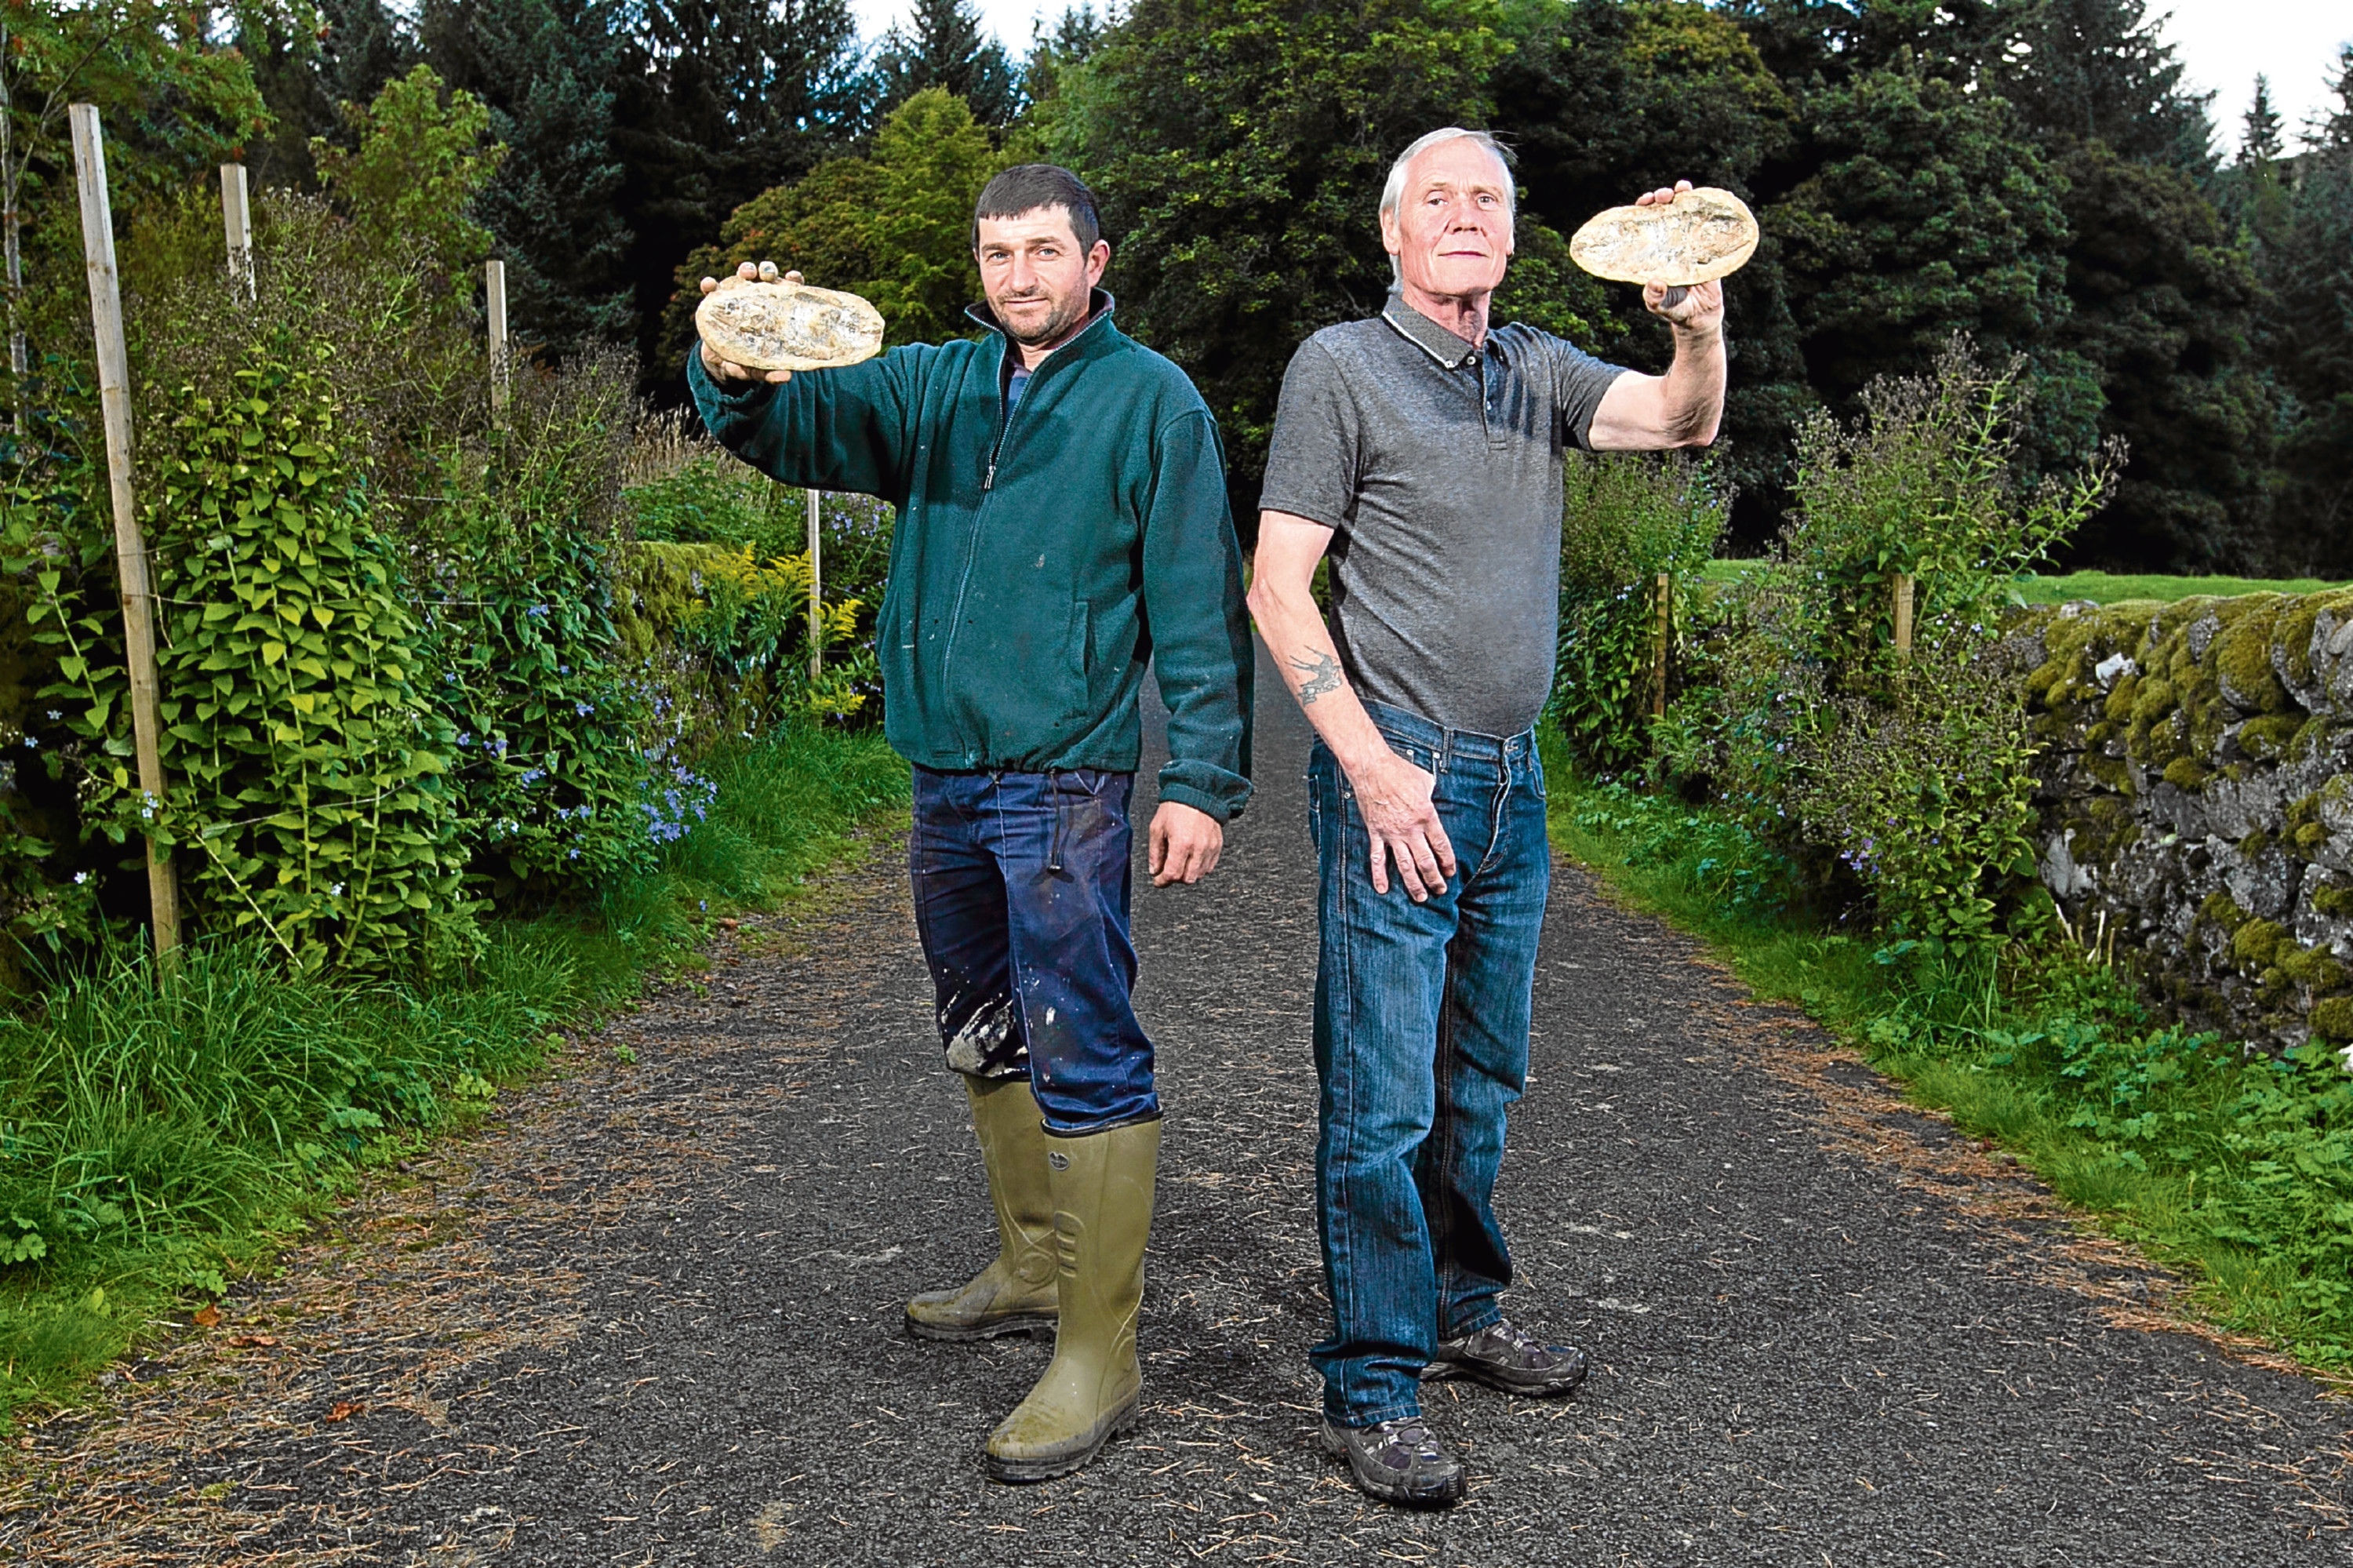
[1378,128,1515,285]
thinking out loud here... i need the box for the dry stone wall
[2024,590,2353,1055]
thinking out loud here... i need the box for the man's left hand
[1149,801,1224,886]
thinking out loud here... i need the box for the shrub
[1549,453,1726,775]
[1674,340,2119,948]
[144,350,475,973]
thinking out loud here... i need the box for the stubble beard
[998,287,1090,351]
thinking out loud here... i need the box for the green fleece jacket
[687,293,1253,820]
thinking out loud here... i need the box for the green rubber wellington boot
[904,1075,1059,1342]
[984,1117,1161,1483]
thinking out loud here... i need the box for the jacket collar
[1381,292,1483,369]
[966,288,1121,377]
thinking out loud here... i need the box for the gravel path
[8,649,2351,1566]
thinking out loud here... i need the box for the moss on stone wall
[2025,588,2353,1055]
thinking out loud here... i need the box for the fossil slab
[1569,187,1758,287]
[695,278,886,373]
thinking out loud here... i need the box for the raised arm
[687,263,923,498]
[1586,182,1729,453]
[1246,514,1456,901]
[1586,278,1726,452]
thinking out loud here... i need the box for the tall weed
[1550,453,1726,775]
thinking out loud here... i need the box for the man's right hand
[1348,744,1457,901]
[696,260,799,384]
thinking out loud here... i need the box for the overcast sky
[846,0,2351,157]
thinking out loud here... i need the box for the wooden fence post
[70,104,180,962]
[806,489,822,682]
[1651,570,1673,718]
[219,162,253,299]
[484,258,509,424]
[1892,573,1916,656]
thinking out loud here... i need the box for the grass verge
[1545,739,2353,1384]
[0,723,907,1427]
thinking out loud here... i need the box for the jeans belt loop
[1437,726,1453,776]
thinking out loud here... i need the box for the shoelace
[1371,1417,1443,1460]
[1485,1321,1544,1354]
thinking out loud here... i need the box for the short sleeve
[1545,335,1632,453]
[1258,339,1361,532]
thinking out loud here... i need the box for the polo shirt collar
[1381,293,1483,369]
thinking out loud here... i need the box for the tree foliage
[874,0,1020,128]
[663,87,1007,369]
[312,64,505,278]
[1039,0,1595,518]
[2049,142,2271,570]
[418,0,635,356]
[2259,48,2353,566]
[1493,0,1802,522]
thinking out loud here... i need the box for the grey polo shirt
[1260,294,1627,737]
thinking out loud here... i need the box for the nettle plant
[1698,340,2119,948]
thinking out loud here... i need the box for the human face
[976,207,1111,357]
[1380,138,1515,303]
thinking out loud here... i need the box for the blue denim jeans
[1307,699,1551,1428]
[908,766,1159,1133]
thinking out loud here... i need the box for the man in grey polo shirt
[1246,128,1726,1507]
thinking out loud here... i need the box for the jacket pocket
[1056,599,1093,729]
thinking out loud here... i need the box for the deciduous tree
[1038,0,1591,522]
[664,88,1006,372]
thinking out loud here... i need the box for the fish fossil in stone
[1569,187,1759,291]
[695,278,886,373]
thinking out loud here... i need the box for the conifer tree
[873,0,1020,128]
[2265,47,2353,565]
[419,0,635,357]
[1995,0,2216,172]
[2244,75,2284,164]
[611,0,866,385]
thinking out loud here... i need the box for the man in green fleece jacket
[690,164,1253,1483]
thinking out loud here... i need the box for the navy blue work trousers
[908,765,1159,1133]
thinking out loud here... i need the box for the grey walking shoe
[1419,1319,1588,1396]
[1320,1417,1465,1508]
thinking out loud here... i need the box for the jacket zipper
[940,338,1046,754]
[982,346,1038,491]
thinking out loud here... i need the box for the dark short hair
[971,165,1102,253]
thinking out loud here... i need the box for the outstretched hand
[1631,180,1726,333]
[696,260,801,384]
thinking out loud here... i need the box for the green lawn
[1698,559,2349,604]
